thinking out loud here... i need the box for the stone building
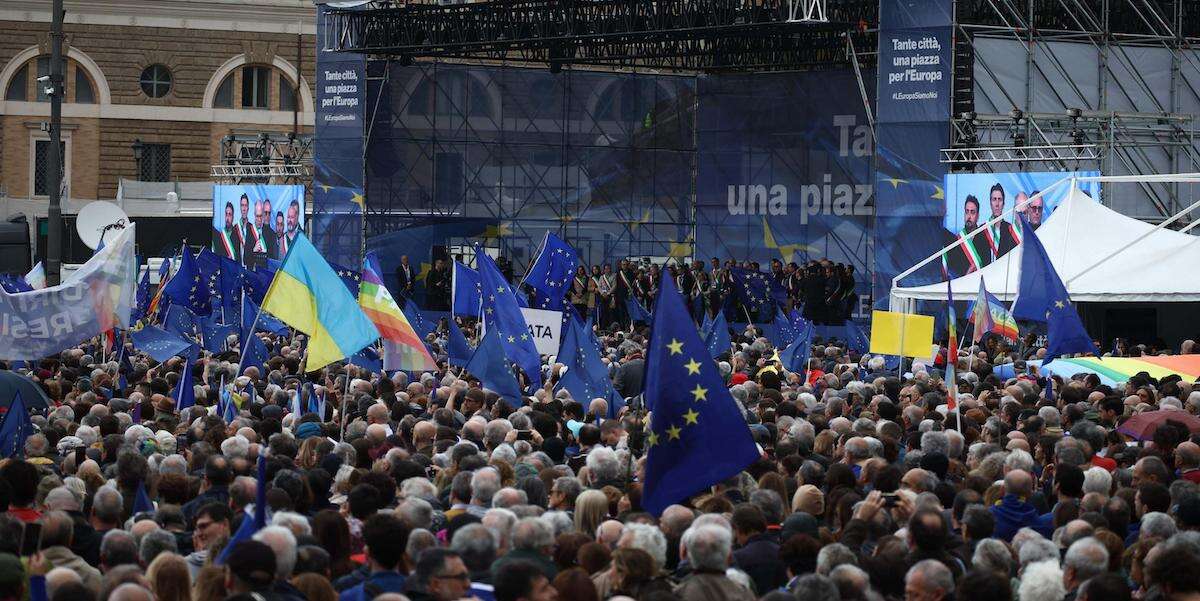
[0,0,315,264]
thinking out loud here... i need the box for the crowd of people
[2,284,1200,601]
[409,256,860,330]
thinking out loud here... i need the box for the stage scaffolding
[946,0,1200,221]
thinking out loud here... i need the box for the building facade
[0,0,316,262]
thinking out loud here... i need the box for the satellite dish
[76,201,130,250]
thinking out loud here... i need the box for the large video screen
[941,171,1100,275]
[212,184,305,267]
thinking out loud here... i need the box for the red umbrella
[1117,410,1200,441]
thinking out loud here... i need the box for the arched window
[212,64,301,111]
[3,55,95,104]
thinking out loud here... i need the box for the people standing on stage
[597,264,616,329]
[691,260,709,323]
[426,258,450,310]
[570,265,590,318]
[395,255,415,302]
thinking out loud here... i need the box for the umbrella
[1117,410,1200,441]
[0,371,52,415]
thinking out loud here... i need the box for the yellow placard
[869,310,935,358]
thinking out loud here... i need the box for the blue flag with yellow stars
[447,318,474,368]
[0,391,35,458]
[1012,213,1099,364]
[523,233,579,310]
[557,315,624,418]
[476,247,542,390]
[642,271,760,516]
[729,267,786,317]
[464,326,526,406]
[162,247,212,316]
[703,311,732,360]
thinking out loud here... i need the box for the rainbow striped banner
[995,355,1200,386]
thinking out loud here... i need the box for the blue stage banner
[694,70,873,300]
[874,0,955,307]
[314,4,367,267]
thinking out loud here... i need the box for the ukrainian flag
[262,233,380,371]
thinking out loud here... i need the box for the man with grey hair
[451,523,499,584]
[137,528,177,567]
[253,525,299,595]
[491,518,556,579]
[100,529,139,572]
[469,467,501,516]
[396,497,434,530]
[1018,560,1066,601]
[816,543,858,576]
[676,524,754,601]
[905,559,953,601]
[1063,537,1108,599]
[793,573,841,601]
[491,487,529,509]
[41,510,103,595]
[584,446,621,487]
[830,564,873,601]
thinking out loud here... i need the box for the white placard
[520,307,562,355]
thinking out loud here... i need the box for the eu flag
[642,271,760,516]
[162,248,212,316]
[729,267,786,317]
[243,266,274,304]
[172,358,195,412]
[131,325,195,363]
[703,311,732,360]
[240,331,269,375]
[771,307,802,348]
[476,248,542,390]
[241,295,289,341]
[777,316,814,373]
[350,345,383,374]
[0,392,34,458]
[464,326,525,406]
[625,296,653,324]
[452,262,483,318]
[200,316,237,354]
[557,315,624,418]
[447,318,474,368]
[163,304,201,344]
[329,260,363,297]
[404,298,436,340]
[522,233,579,310]
[1012,213,1099,364]
[216,454,267,564]
[133,263,151,322]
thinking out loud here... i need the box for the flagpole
[339,359,353,441]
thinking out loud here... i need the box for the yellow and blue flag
[261,233,380,371]
[642,271,759,516]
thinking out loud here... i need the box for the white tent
[890,176,1200,313]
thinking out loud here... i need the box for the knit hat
[296,422,322,440]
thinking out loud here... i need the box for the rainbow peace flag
[360,254,436,372]
[997,355,1200,386]
[972,279,1018,342]
[261,233,380,371]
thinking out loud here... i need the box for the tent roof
[892,185,1200,303]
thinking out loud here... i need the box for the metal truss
[940,143,1101,164]
[950,0,1200,218]
[322,0,877,72]
[211,133,314,184]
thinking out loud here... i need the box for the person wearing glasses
[1022,190,1045,228]
[407,548,472,601]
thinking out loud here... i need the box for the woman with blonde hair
[297,436,323,470]
[574,489,608,539]
[191,564,226,601]
[147,552,191,601]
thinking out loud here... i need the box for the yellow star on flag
[691,384,707,402]
[415,262,432,282]
[666,339,683,355]
[667,425,682,440]
[684,359,701,375]
[683,409,699,425]
[507,335,516,343]
[1054,300,1065,309]
[647,431,659,448]
[318,183,333,193]
[350,192,366,209]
